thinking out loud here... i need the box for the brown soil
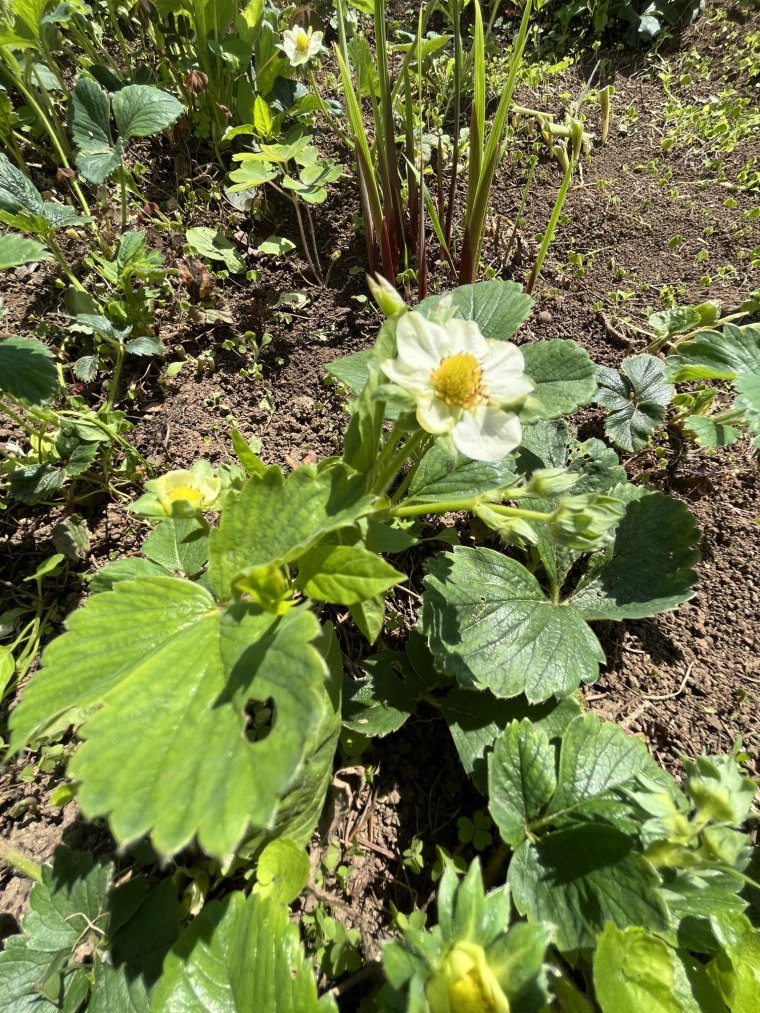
[1,0,758,986]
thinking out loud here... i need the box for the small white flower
[279,25,323,67]
[381,312,533,462]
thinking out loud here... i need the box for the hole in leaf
[243,697,276,743]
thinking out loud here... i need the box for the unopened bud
[367,273,407,317]
[550,493,624,550]
[185,69,209,95]
[526,467,579,498]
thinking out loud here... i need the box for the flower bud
[525,467,579,498]
[549,493,624,550]
[185,69,209,95]
[426,941,510,1013]
[366,273,407,317]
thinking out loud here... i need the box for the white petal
[444,318,489,357]
[396,312,451,370]
[381,358,432,394]
[482,341,534,402]
[416,396,457,435]
[452,406,522,461]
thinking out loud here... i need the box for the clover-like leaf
[152,893,337,1012]
[9,581,335,862]
[111,84,184,139]
[417,280,532,340]
[209,463,375,601]
[597,354,674,452]
[0,335,58,404]
[422,547,605,702]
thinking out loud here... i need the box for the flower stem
[0,839,42,882]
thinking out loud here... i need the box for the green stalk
[459,0,533,284]
[106,343,126,412]
[0,839,42,882]
[444,0,463,248]
[526,149,575,294]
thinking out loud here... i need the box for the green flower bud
[549,493,624,550]
[234,562,294,614]
[367,273,407,317]
[525,467,579,498]
[426,941,510,1013]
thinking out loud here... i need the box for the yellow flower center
[431,352,484,408]
[167,483,204,505]
[295,31,310,53]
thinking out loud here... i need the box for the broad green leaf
[594,924,715,1013]
[227,160,280,191]
[125,336,164,357]
[417,280,532,341]
[488,720,556,847]
[0,336,58,404]
[22,850,110,953]
[112,84,184,139]
[649,305,701,341]
[348,593,385,645]
[707,914,760,1011]
[142,517,209,579]
[597,354,674,452]
[0,152,43,214]
[185,226,246,272]
[0,233,50,269]
[571,491,700,620]
[325,348,372,392]
[76,138,124,185]
[682,415,740,448]
[406,440,517,503]
[208,463,375,601]
[89,961,151,1013]
[69,77,112,149]
[734,371,760,448]
[257,234,295,256]
[422,547,605,702]
[253,839,309,904]
[152,893,337,1012]
[10,582,334,861]
[9,0,48,44]
[521,340,597,419]
[508,825,669,952]
[295,544,404,605]
[667,324,760,382]
[342,649,426,737]
[437,688,581,793]
[252,93,274,136]
[549,713,658,817]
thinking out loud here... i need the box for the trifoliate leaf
[151,893,337,1012]
[597,354,674,452]
[9,583,334,862]
[209,463,375,601]
[422,547,605,702]
[111,84,184,139]
[417,280,532,341]
[521,339,597,419]
[509,825,669,952]
[0,335,57,404]
[0,233,50,269]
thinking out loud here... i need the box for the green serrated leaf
[509,825,669,952]
[9,583,334,862]
[0,336,58,404]
[112,84,184,139]
[597,354,674,453]
[422,547,605,702]
[186,226,246,273]
[571,491,700,620]
[521,340,597,419]
[0,152,43,215]
[417,280,532,341]
[151,893,337,1012]
[69,76,112,149]
[488,720,557,847]
[0,233,50,269]
[295,543,403,605]
[406,440,517,503]
[208,464,375,601]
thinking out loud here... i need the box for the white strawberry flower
[279,25,323,67]
[381,311,533,462]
